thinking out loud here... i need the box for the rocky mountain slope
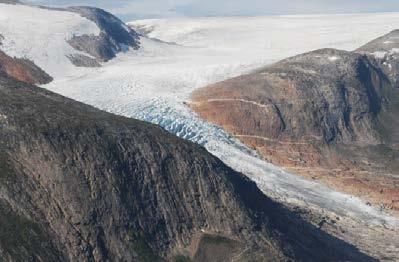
[0,58,376,261]
[191,43,399,213]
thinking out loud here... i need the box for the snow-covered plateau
[1,4,399,231]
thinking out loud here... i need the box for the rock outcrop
[66,6,140,63]
[0,67,374,261]
[357,29,399,88]
[0,50,52,84]
[191,47,399,213]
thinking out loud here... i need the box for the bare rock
[0,50,52,84]
[357,29,399,88]
[67,54,101,68]
[66,6,140,63]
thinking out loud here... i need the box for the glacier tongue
[95,97,399,229]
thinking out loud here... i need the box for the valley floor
[42,14,399,260]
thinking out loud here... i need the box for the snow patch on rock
[371,51,388,59]
[328,56,340,61]
[0,4,100,78]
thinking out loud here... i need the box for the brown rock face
[0,50,52,85]
[0,76,375,261]
[190,48,399,213]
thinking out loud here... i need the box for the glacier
[1,5,398,229]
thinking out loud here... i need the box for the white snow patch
[383,62,393,70]
[328,56,340,61]
[372,51,388,59]
[121,23,132,33]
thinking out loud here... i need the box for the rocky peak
[68,6,139,48]
[66,6,140,63]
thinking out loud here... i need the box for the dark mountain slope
[0,74,374,261]
[191,47,399,212]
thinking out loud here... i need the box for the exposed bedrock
[191,47,399,213]
[0,50,52,84]
[66,6,140,63]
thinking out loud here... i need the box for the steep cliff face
[0,74,375,261]
[191,48,399,212]
[0,50,52,84]
[357,29,399,146]
[357,29,399,88]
